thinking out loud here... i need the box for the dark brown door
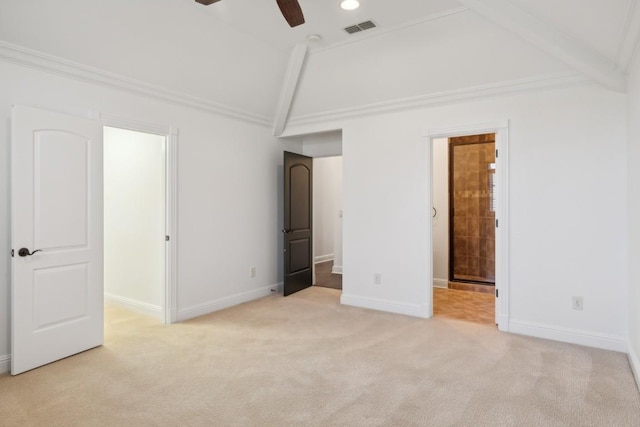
[283,152,313,296]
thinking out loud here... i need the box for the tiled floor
[312,264,493,325]
[448,281,495,294]
[433,287,496,326]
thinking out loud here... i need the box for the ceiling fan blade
[276,0,305,27]
[194,0,221,5]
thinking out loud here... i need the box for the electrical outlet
[250,267,256,278]
[374,273,382,285]
[572,296,583,311]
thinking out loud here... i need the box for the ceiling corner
[459,0,627,92]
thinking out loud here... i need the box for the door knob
[18,248,42,257]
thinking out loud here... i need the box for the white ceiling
[191,0,463,52]
[1,0,638,121]
[190,0,638,69]
[512,0,636,63]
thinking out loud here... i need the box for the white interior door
[11,105,104,375]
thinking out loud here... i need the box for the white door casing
[11,105,104,375]
[426,121,510,331]
[100,113,179,324]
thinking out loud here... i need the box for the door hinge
[495,289,499,298]
[165,235,170,241]
[495,219,499,228]
[11,249,14,257]
[496,149,499,158]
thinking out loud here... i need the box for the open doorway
[281,130,343,296]
[313,156,343,290]
[432,135,495,325]
[428,123,509,329]
[103,125,175,324]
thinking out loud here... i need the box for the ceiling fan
[195,0,305,28]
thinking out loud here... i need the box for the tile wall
[450,134,496,283]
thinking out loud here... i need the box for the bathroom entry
[431,126,507,328]
[449,134,496,286]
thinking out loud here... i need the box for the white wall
[287,84,629,351]
[432,138,449,288]
[0,1,633,374]
[0,59,284,371]
[313,157,343,264]
[627,50,640,383]
[104,127,166,318]
[281,132,342,158]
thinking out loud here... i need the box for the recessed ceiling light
[340,0,360,11]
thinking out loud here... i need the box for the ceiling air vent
[344,20,376,34]
[358,20,376,30]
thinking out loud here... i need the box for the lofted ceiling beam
[458,0,627,92]
[616,0,640,72]
[273,43,308,137]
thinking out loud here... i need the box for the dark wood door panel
[290,165,311,231]
[289,238,310,273]
[283,152,313,296]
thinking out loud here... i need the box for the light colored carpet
[1,287,639,426]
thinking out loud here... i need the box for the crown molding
[0,41,271,127]
[286,72,588,130]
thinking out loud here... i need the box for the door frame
[424,121,510,331]
[101,114,178,324]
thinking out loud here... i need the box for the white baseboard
[340,294,429,318]
[509,319,627,352]
[332,265,343,274]
[177,285,275,322]
[105,293,163,320]
[315,254,334,264]
[0,354,10,374]
[628,339,640,392]
[433,278,448,288]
